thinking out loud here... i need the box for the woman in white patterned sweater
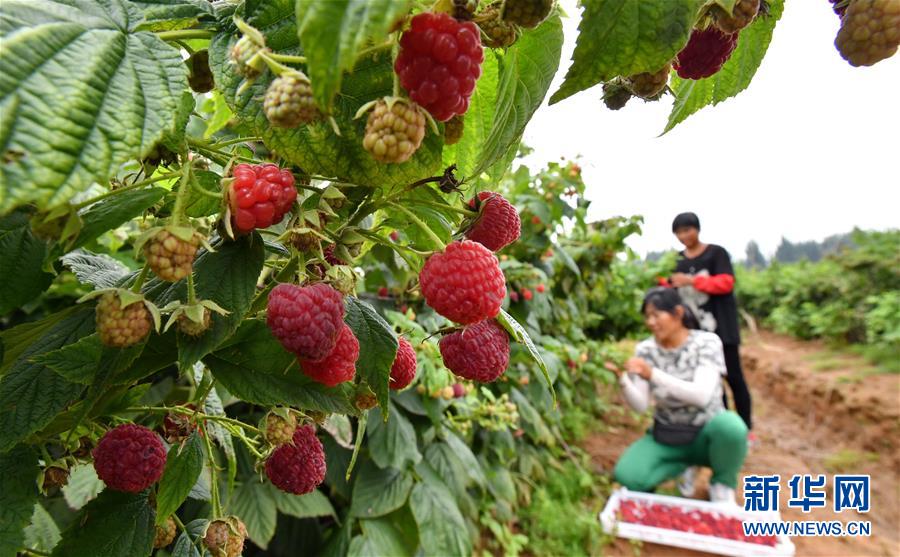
[613,288,748,505]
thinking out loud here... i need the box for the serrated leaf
[33,333,145,386]
[183,170,223,218]
[496,309,556,407]
[205,319,357,414]
[350,518,410,557]
[549,0,703,105]
[409,462,471,557]
[61,249,131,288]
[203,386,236,489]
[350,460,414,518]
[69,186,169,252]
[133,0,215,32]
[345,297,397,412]
[229,479,278,549]
[0,307,94,452]
[664,0,784,133]
[273,488,336,519]
[441,54,500,177]
[366,403,420,470]
[297,0,411,112]
[62,463,105,511]
[0,0,188,213]
[0,445,39,557]
[52,491,155,557]
[0,307,81,376]
[156,432,204,524]
[23,502,62,554]
[443,431,486,488]
[208,4,442,190]
[0,212,53,314]
[171,532,201,557]
[471,15,564,178]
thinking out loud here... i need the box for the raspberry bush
[0,0,890,555]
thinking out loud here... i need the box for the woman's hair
[671,212,700,232]
[641,287,700,330]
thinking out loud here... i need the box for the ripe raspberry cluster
[439,319,510,382]
[228,163,297,234]
[389,337,418,390]
[395,12,484,121]
[617,499,777,547]
[92,424,166,493]
[465,191,521,252]
[299,324,359,386]
[674,27,739,80]
[267,283,345,361]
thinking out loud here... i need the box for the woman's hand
[625,357,653,380]
[669,272,693,287]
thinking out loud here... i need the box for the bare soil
[584,330,900,557]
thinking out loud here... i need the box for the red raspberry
[390,337,418,390]
[419,240,506,324]
[521,288,533,301]
[228,163,297,234]
[452,383,466,397]
[439,320,510,382]
[674,27,739,79]
[465,191,521,251]
[395,12,484,121]
[536,283,545,293]
[92,424,166,492]
[509,290,519,302]
[267,283,345,361]
[264,425,326,495]
[299,324,359,386]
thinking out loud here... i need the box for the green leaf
[146,234,265,368]
[32,335,103,384]
[441,51,499,176]
[62,463,104,511]
[496,309,556,406]
[0,1,188,213]
[273,488,336,519]
[0,307,94,452]
[366,403,421,470]
[0,307,81,376]
[171,532,201,557]
[663,0,784,133]
[0,445,39,557]
[23,502,61,554]
[424,441,469,495]
[471,14,564,177]
[443,431,486,488]
[296,0,411,112]
[156,432,204,524]
[202,386,236,488]
[409,462,471,557]
[183,170,223,218]
[345,297,397,412]
[61,249,131,288]
[350,518,411,557]
[205,319,357,414]
[229,479,278,550]
[52,490,155,557]
[0,212,53,314]
[350,460,414,518]
[208,4,442,190]
[69,187,169,252]
[132,0,215,32]
[550,0,702,104]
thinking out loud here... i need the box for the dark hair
[641,287,700,330]
[672,212,700,233]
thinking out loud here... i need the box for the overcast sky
[521,0,900,259]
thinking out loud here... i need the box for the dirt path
[584,331,900,557]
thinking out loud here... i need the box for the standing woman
[614,288,748,504]
[666,212,753,436]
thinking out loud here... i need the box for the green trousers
[613,411,748,490]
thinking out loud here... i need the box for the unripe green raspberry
[712,0,760,34]
[444,116,465,145]
[96,293,152,348]
[626,63,671,99]
[264,73,320,128]
[264,412,298,446]
[144,229,201,282]
[835,0,900,67]
[501,0,555,28]
[477,4,520,48]
[154,516,177,549]
[362,98,426,163]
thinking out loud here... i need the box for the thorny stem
[128,406,261,435]
[74,172,180,210]
[157,29,214,41]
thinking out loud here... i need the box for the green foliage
[737,229,900,369]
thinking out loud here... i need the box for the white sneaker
[677,466,699,497]
[709,483,738,506]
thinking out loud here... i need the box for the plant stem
[355,40,392,61]
[202,424,223,519]
[157,29,214,41]
[206,136,262,149]
[407,198,474,216]
[187,273,198,304]
[268,52,307,65]
[388,202,446,250]
[171,161,194,226]
[74,172,179,210]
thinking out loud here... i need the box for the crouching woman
[613,288,748,504]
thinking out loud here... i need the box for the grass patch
[822,449,879,473]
